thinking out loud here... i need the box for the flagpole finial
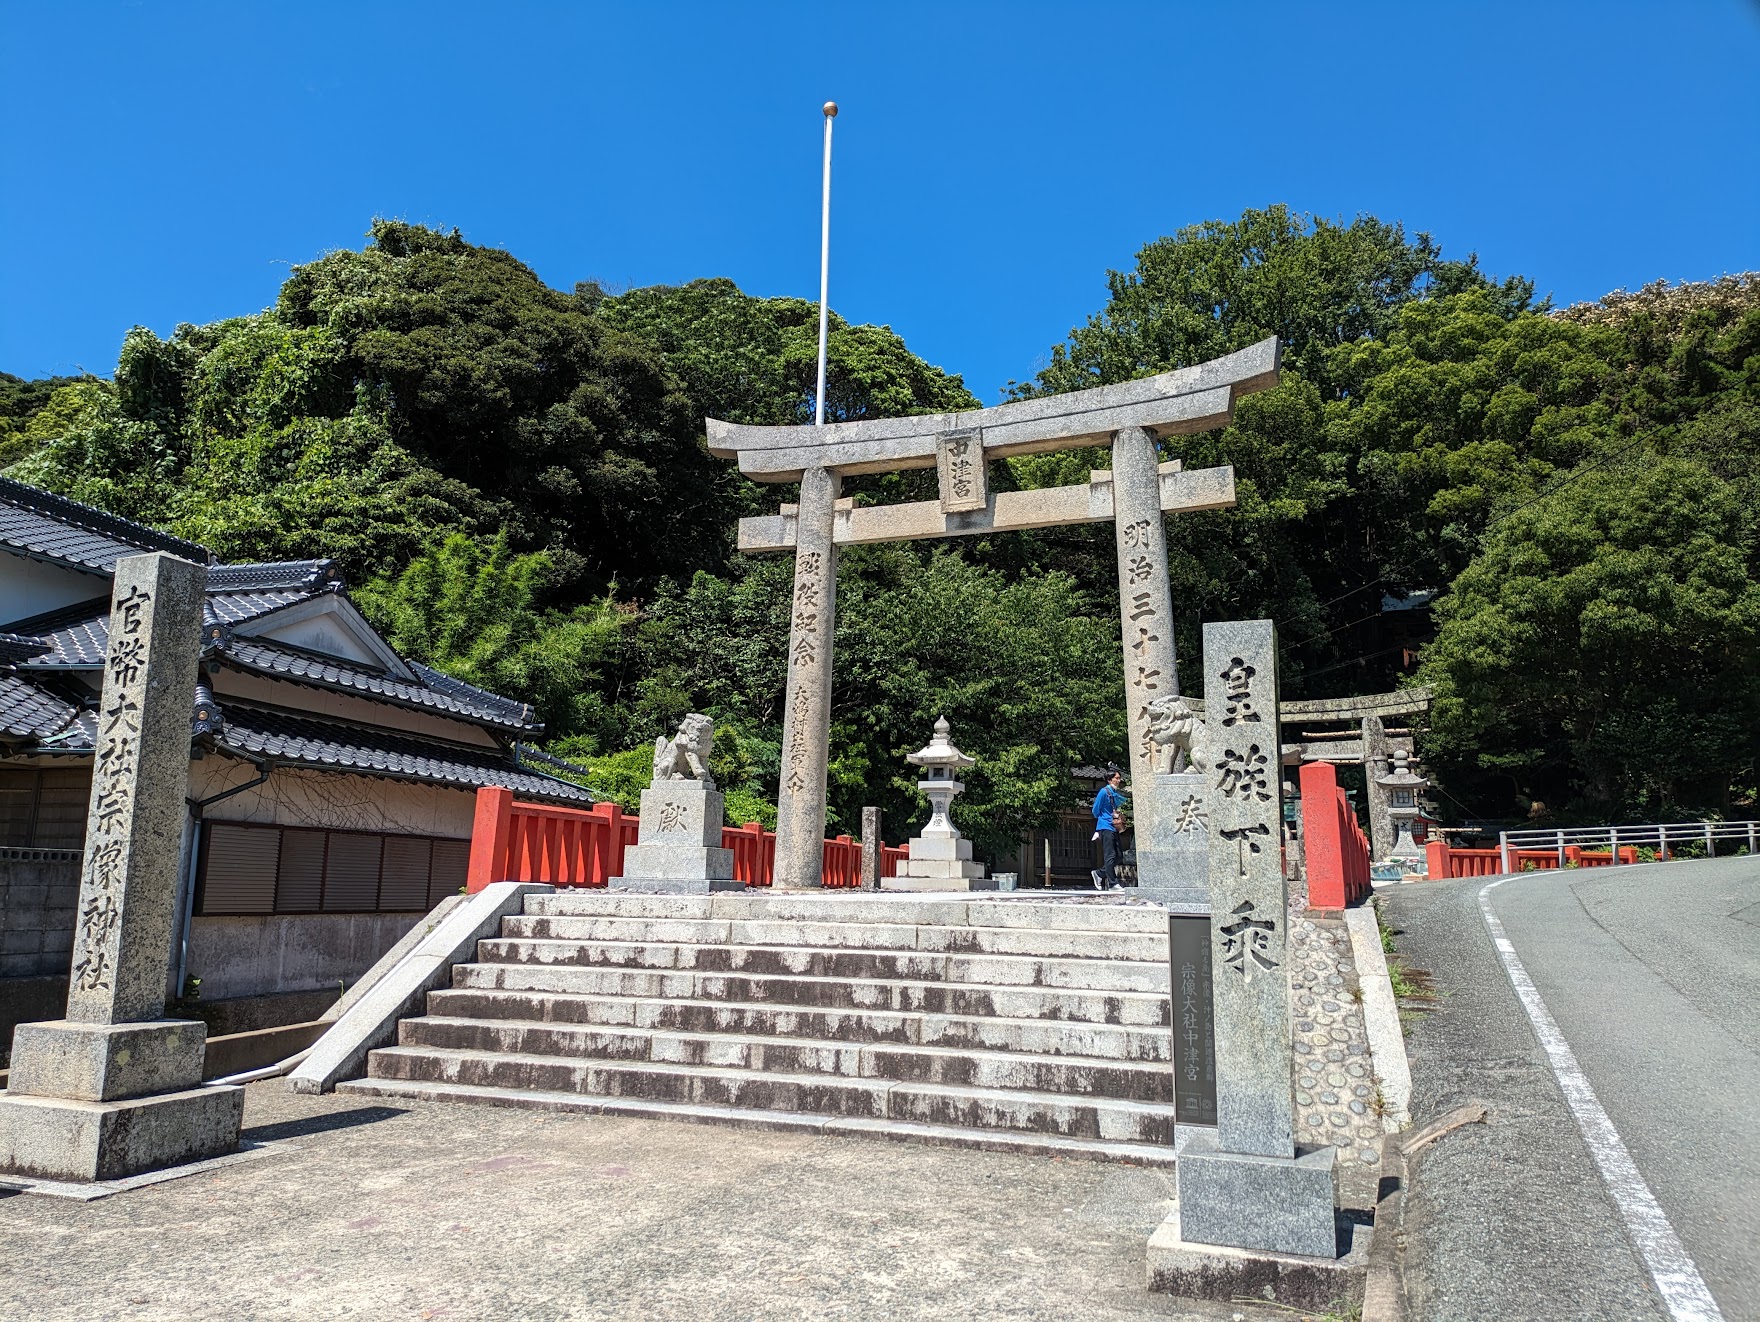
[823,101,838,118]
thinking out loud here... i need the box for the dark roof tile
[0,475,211,570]
[220,637,540,732]
[206,560,343,593]
[213,704,592,805]
[0,632,51,664]
[0,673,79,740]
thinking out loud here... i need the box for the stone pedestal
[0,553,244,1182]
[1173,1133,1340,1257]
[0,1018,243,1180]
[889,831,991,891]
[1134,770,1209,905]
[612,781,738,893]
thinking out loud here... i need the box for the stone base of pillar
[0,1077,244,1182]
[6,1019,206,1101]
[608,874,746,894]
[0,1016,244,1183]
[882,873,1000,892]
[1146,1191,1366,1309]
[0,1084,245,1182]
[1172,1133,1340,1257]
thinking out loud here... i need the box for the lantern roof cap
[906,716,975,769]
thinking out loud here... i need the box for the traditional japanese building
[0,475,590,1042]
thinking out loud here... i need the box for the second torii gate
[707,337,1281,887]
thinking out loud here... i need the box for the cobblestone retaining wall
[1289,904,1388,1167]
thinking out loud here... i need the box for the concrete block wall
[0,850,81,978]
[186,912,427,1001]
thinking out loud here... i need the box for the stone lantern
[1375,748,1429,869]
[888,716,988,891]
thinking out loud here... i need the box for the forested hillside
[6,211,1756,840]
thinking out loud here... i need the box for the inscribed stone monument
[0,553,244,1182]
[1170,619,1339,1259]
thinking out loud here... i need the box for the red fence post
[466,787,515,893]
[1426,837,1449,880]
[1299,762,1346,908]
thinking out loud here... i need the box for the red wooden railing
[1299,761,1371,908]
[466,787,896,892]
[1425,839,1638,878]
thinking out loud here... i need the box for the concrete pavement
[0,1082,1272,1322]
[1382,856,1757,1321]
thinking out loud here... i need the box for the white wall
[0,552,107,626]
[211,670,506,749]
[189,760,479,837]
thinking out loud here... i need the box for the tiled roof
[205,588,314,626]
[0,673,79,740]
[0,632,51,664]
[218,636,540,733]
[211,703,592,804]
[8,591,312,666]
[5,597,111,665]
[206,560,343,593]
[0,475,211,571]
[410,662,538,729]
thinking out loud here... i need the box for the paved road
[1382,857,1758,1322]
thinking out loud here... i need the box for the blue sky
[3,1,1757,403]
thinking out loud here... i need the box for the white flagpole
[814,101,837,427]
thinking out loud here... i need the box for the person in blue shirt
[1091,768,1126,890]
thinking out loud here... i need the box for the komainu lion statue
[653,713,716,789]
[1145,695,1206,775]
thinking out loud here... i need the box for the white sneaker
[1091,870,1105,889]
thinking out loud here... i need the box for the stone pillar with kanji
[0,553,244,1182]
[1159,619,1340,1266]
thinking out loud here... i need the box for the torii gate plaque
[709,337,1281,888]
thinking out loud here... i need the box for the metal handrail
[1498,820,1760,871]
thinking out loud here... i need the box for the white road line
[1479,877,1726,1322]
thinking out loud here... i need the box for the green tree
[1418,459,1760,818]
[601,277,977,427]
[353,533,631,745]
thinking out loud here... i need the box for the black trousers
[1098,828,1119,885]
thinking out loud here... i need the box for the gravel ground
[0,1083,1296,1322]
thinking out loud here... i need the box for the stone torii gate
[708,338,1281,888]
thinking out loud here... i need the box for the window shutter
[276,829,326,912]
[200,823,279,914]
[429,839,470,907]
[322,833,383,911]
[379,836,432,911]
[33,769,92,849]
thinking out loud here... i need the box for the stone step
[332,1076,1180,1168]
[473,938,1170,994]
[497,913,1169,962]
[397,1016,1174,1102]
[451,961,1172,1027]
[364,1045,1178,1145]
[423,988,1173,1061]
[524,889,1171,935]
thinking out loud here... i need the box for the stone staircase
[337,889,1181,1165]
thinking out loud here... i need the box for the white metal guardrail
[1498,820,1760,872]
